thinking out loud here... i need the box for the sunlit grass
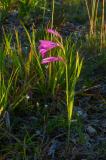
[0,0,105,159]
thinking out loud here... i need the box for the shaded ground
[0,7,106,160]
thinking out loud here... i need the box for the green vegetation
[0,0,106,159]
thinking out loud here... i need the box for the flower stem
[65,61,70,145]
[48,0,55,94]
[51,0,55,29]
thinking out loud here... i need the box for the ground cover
[0,0,106,159]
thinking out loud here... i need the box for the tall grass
[85,0,106,48]
[0,24,83,147]
[39,30,83,144]
[0,28,38,114]
[85,0,99,36]
[101,0,105,47]
[62,38,83,144]
[0,0,83,148]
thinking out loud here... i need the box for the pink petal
[39,40,59,48]
[39,48,47,58]
[47,29,62,38]
[39,40,60,58]
[41,56,64,64]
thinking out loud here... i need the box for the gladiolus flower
[39,40,60,58]
[41,56,64,64]
[47,29,62,38]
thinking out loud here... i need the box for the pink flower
[47,29,62,38]
[38,29,64,65]
[39,40,59,58]
[41,56,64,64]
